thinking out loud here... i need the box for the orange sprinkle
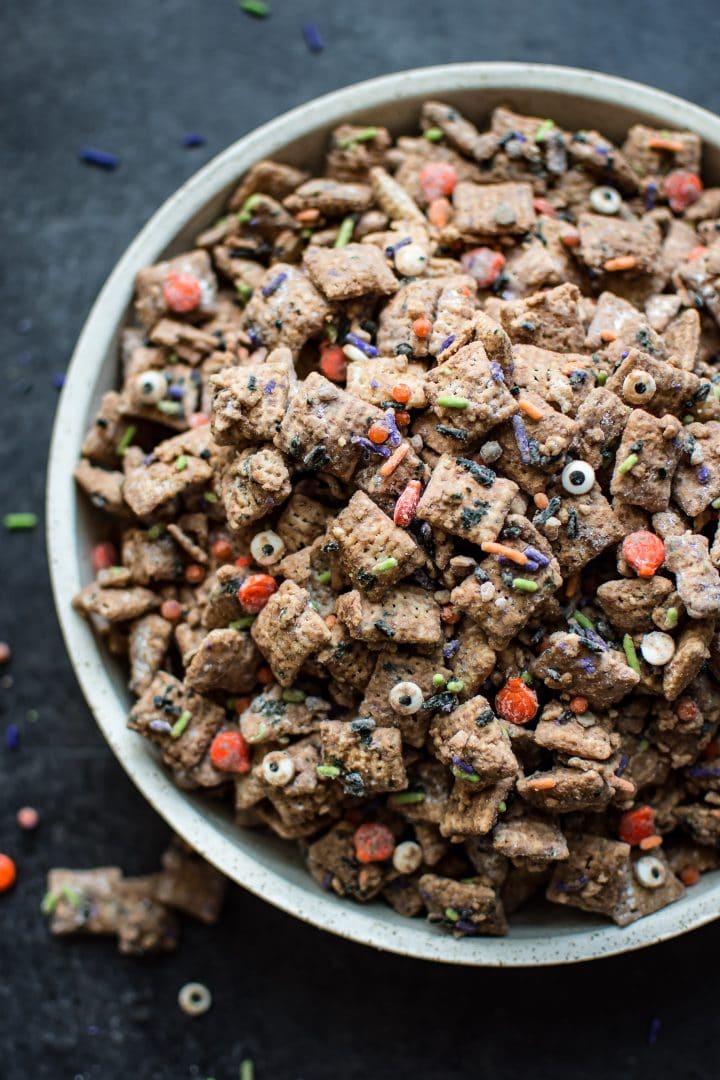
[560,227,580,248]
[565,572,580,598]
[367,423,390,445]
[235,554,252,567]
[687,245,708,261]
[379,443,409,477]
[189,412,209,428]
[412,315,432,338]
[461,285,472,298]
[481,541,528,566]
[234,696,252,715]
[533,493,549,510]
[639,834,663,851]
[680,866,701,887]
[428,196,452,227]
[517,398,544,421]
[604,255,637,272]
[185,563,205,584]
[600,329,618,343]
[257,665,273,685]
[569,695,589,715]
[440,605,460,625]
[394,410,411,426]
[647,136,684,153]
[391,382,412,405]
[295,208,320,223]
[325,613,337,629]
[526,776,557,791]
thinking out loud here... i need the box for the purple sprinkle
[182,133,206,148]
[583,628,608,651]
[88,1026,99,1037]
[385,236,412,257]
[142,453,156,466]
[5,724,19,751]
[17,317,33,334]
[554,874,589,894]
[687,765,720,778]
[262,271,288,298]
[79,146,119,170]
[167,384,185,400]
[412,568,436,591]
[52,373,66,390]
[351,434,390,458]
[455,920,480,935]
[451,755,476,774]
[443,639,460,659]
[264,380,277,396]
[18,350,33,365]
[648,1017,661,1046]
[578,657,596,674]
[440,334,455,352]
[621,350,629,360]
[698,466,711,484]
[247,327,264,349]
[303,21,324,52]
[523,545,549,567]
[616,753,630,776]
[596,145,609,157]
[370,379,380,389]
[523,559,541,572]
[384,409,402,447]
[345,332,378,357]
[644,181,658,212]
[570,369,587,382]
[489,361,505,383]
[511,414,531,464]
[149,719,173,734]
[321,871,333,891]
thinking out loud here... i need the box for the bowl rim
[47,61,720,966]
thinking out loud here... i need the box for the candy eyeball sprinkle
[250,530,285,566]
[136,370,168,404]
[392,840,423,875]
[622,369,657,404]
[589,185,622,215]
[634,855,667,889]
[561,459,595,495]
[394,243,428,277]
[640,631,676,667]
[262,750,295,787]
[388,680,424,715]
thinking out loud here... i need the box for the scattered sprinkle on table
[239,0,269,15]
[5,724,19,751]
[183,133,206,148]
[52,373,66,390]
[79,146,119,170]
[303,22,324,52]
[4,512,38,531]
[0,853,17,893]
[240,1061,255,1080]
[0,643,10,665]
[16,806,39,830]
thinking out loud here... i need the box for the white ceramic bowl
[48,63,720,965]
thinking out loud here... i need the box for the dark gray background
[2,1,720,1077]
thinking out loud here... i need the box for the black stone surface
[3,1,720,1076]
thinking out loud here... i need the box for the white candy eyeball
[394,243,428,277]
[622,369,657,404]
[389,680,424,715]
[135,370,168,404]
[392,840,423,874]
[262,750,295,787]
[561,459,595,495]
[634,854,667,889]
[640,631,676,667]
[250,530,285,566]
[590,185,622,215]
[178,982,212,1016]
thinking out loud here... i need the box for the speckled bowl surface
[47,63,720,965]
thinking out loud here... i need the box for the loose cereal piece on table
[509,344,592,416]
[114,877,179,956]
[664,531,720,619]
[184,628,261,694]
[129,614,173,695]
[429,695,518,783]
[74,459,126,516]
[240,684,330,744]
[128,671,224,770]
[153,839,227,925]
[275,371,385,482]
[346,354,428,409]
[492,814,569,866]
[218,445,291,530]
[335,585,442,647]
[546,482,625,575]
[276,494,333,556]
[359,647,452,747]
[672,422,720,516]
[209,346,295,446]
[662,620,714,701]
[451,515,562,649]
[250,579,330,686]
[610,410,682,513]
[319,718,407,794]
[303,243,398,301]
[569,387,631,471]
[448,619,497,696]
[134,249,218,330]
[121,528,184,584]
[596,576,674,633]
[621,124,702,178]
[328,490,422,598]
[307,822,386,901]
[415,454,519,546]
[584,291,665,355]
[499,283,586,352]
[73,582,160,623]
[419,873,507,936]
[452,180,535,240]
[242,264,332,354]
[531,631,640,707]
[424,341,519,441]
[534,701,620,761]
[45,867,125,937]
[605,346,701,415]
[518,766,612,813]
[576,212,662,278]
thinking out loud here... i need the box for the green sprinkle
[424,127,445,142]
[451,765,480,783]
[498,801,507,813]
[240,1062,255,1080]
[147,524,165,540]
[432,673,446,688]
[61,884,83,907]
[436,395,469,409]
[617,452,638,475]
[682,414,695,425]
[446,679,465,693]
[371,556,398,574]
[337,126,378,148]
[534,119,556,143]
[712,497,720,510]
[157,400,182,416]
[317,764,341,778]
[171,710,192,738]
[237,193,265,223]
[229,616,256,630]
[388,791,426,806]
[520,670,533,685]
[444,907,460,922]
[109,566,125,576]
[41,890,59,914]
[240,1,269,19]
[325,322,339,343]
[226,697,238,711]
[203,491,219,504]
[714,384,720,401]
[623,633,641,675]
[460,876,479,885]
[571,610,595,631]
[235,281,253,302]
[3,512,38,531]
[175,454,188,472]
[512,577,539,593]
[334,216,355,248]
[595,371,608,386]
[116,425,137,456]
[282,689,305,703]
[664,606,679,629]
[168,351,180,364]
[638,738,650,752]
[300,228,314,239]
[317,570,332,585]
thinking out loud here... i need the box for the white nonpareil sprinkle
[640,631,676,666]
[479,581,496,602]
[392,840,423,874]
